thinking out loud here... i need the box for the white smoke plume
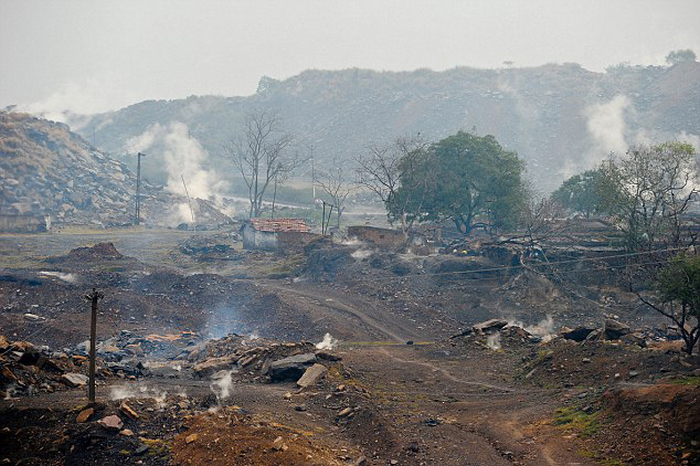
[351,249,373,260]
[10,74,136,129]
[109,384,170,408]
[524,315,556,343]
[486,332,501,351]
[126,121,229,223]
[316,333,338,350]
[585,94,631,165]
[507,315,556,343]
[676,131,700,151]
[210,369,236,401]
[39,271,77,283]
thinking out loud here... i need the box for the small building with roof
[240,218,320,251]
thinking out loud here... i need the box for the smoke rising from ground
[486,332,501,351]
[126,121,229,223]
[109,384,174,408]
[210,369,236,401]
[585,94,631,165]
[316,333,339,350]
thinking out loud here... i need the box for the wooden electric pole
[84,288,104,403]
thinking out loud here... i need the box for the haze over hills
[62,61,700,193]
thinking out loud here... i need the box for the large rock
[602,319,631,340]
[562,327,596,342]
[193,355,237,379]
[472,319,509,335]
[98,415,123,431]
[296,363,328,388]
[268,353,317,382]
[61,373,89,387]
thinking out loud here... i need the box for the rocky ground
[1,231,699,465]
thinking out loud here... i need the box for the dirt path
[341,344,597,465]
[258,280,426,343]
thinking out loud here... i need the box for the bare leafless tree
[356,135,430,237]
[224,110,299,218]
[317,164,356,228]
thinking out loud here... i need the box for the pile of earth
[177,233,241,261]
[46,242,125,263]
[179,333,342,385]
[446,317,700,389]
[596,383,700,464]
[548,377,700,465]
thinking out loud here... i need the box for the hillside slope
[0,112,230,228]
[79,62,700,192]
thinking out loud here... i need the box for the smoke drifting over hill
[126,121,228,223]
[76,63,700,192]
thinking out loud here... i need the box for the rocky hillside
[78,61,700,192]
[0,112,231,229]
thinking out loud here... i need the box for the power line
[401,246,687,279]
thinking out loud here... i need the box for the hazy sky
[1,0,699,115]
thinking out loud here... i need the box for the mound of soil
[589,384,700,464]
[517,338,699,389]
[46,242,125,263]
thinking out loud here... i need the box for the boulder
[98,415,123,431]
[193,355,237,379]
[61,373,89,387]
[296,363,328,388]
[268,353,317,382]
[472,319,509,334]
[602,319,631,340]
[562,327,596,342]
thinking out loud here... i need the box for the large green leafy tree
[391,131,527,235]
[551,168,607,218]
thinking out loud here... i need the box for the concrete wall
[347,226,405,249]
[241,224,278,251]
[241,224,321,252]
[277,231,322,251]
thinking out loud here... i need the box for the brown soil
[171,408,347,466]
[1,233,698,465]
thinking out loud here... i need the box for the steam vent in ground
[2,4,700,463]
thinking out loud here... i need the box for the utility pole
[84,288,104,403]
[310,145,316,202]
[135,152,146,225]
